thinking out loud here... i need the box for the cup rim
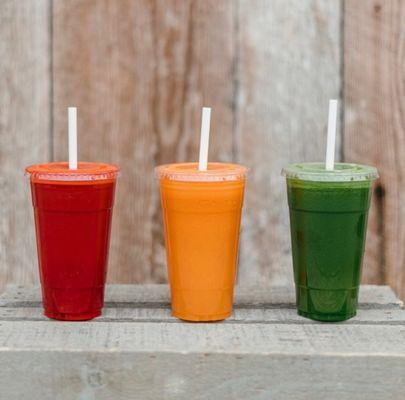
[155,162,248,182]
[282,162,378,182]
[26,162,120,182]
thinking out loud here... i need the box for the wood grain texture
[149,0,236,281]
[344,1,405,298]
[1,352,405,400]
[3,305,405,324]
[0,1,51,291]
[236,0,342,286]
[2,284,401,309]
[0,284,403,323]
[1,321,405,355]
[0,285,404,399]
[2,0,404,298]
[52,0,235,284]
[52,0,158,283]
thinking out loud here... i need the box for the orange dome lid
[26,162,119,182]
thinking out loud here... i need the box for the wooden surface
[0,284,404,400]
[0,1,51,292]
[1,1,405,299]
[344,1,405,298]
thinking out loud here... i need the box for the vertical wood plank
[0,1,51,291]
[344,0,405,298]
[52,1,235,283]
[149,1,236,280]
[237,0,342,285]
[53,0,158,283]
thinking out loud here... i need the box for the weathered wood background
[1,1,404,297]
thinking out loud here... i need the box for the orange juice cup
[156,162,248,321]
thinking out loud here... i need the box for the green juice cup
[282,163,378,322]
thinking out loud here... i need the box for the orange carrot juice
[156,162,248,321]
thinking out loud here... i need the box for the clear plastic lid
[155,162,248,182]
[282,162,378,182]
[26,162,119,182]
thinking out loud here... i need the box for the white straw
[325,99,338,171]
[198,107,211,171]
[68,107,78,170]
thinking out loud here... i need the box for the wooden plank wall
[1,1,404,298]
[0,1,51,292]
[344,0,405,297]
[237,0,341,286]
[52,0,236,283]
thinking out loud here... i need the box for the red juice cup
[25,162,119,321]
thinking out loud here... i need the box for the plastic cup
[156,162,248,321]
[26,162,119,321]
[282,162,378,322]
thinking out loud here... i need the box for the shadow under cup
[26,162,119,321]
[283,163,378,322]
[156,163,248,322]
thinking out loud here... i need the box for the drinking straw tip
[325,100,338,171]
[198,107,211,171]
[68,107,78,170]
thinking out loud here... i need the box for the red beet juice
[26,162,119,321]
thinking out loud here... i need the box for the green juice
[283,163,378,322]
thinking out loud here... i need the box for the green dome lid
[282,162,378,182]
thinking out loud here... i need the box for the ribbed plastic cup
[26,162,119,321]
[282,162,378,321]
[156,162,248,321]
